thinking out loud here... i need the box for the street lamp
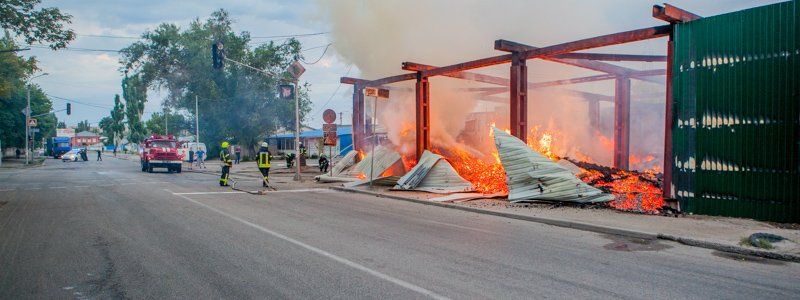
[25,73,49,164]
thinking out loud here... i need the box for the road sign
[323,109,336,124]
[30,128,40,133]
[323,131,337,146]
[364,87,390,98]
[287,60,306,79]
[322,123,337,132]
[323,123,337,146]
[27,118,37,127]
[278,84,294,100]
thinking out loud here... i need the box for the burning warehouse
[324,2,799,223]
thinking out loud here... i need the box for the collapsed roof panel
[394,150,475,194]
[332,150,358,177]
[347,145,405,179]
[492,128,613,203]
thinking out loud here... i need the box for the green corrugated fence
[672,1,799,223]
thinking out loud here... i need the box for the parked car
[61,149,81,162]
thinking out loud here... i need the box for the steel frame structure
[340,4,699,198]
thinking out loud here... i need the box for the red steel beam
[613,77,631,170]
[653,4,701,23]
[417,25,671,78]
[559,53,667,62]
[415,74,430,160]
[655,3,700,199]
[495,40,665,84]
[352,83,365,154]
[509,52,528,140]
[588,99,600,129]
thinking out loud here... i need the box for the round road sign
[323,109,336,124]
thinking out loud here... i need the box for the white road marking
[25,188,42,190]
[264,188,335,193]
[172,191,246,195]
[169,191,448,300]
[49,186,68,189]
[0,189,15,192]
[74,185,90,188]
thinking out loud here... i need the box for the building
[71,131,100,147]
[267,125,353,157]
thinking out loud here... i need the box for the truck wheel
[176,166,182,173]
[141,162,147,172]
[148,165,154,173]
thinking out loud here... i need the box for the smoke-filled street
[1,157,798,299]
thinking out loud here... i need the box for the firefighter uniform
[219,142,233,186]
[257,142,271,187]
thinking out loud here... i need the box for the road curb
[331,186,800,263]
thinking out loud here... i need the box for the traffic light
[211,41,225,69]
[66,103,71,115]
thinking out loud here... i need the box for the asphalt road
[0,157,798,299]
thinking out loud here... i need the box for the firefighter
[219,141,233,186]
[257,142,271,187]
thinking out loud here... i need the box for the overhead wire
[312,64,353,117]
[299,43,332,65]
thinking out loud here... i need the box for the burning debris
[492,128,613,203]
[316,146,406,184]
[394,150,475,193]
[569,160,664,213]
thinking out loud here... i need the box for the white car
[61,149,81,162]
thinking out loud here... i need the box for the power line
[47,94,113,110]
[251,32,329,39]
[313,64,353,116]
[29,45,121,52]
[300,43,332,65]
[77,34,140,39]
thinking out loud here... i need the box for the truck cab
[140,135,184,173]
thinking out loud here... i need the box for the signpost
[27,118,37,127]
[287,60,305,181]
[364,88,389,187]
[322,109,337,176]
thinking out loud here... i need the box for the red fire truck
[140,134,184,173]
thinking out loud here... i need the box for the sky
[22,0,781,128]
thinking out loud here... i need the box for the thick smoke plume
[315,0,666,170]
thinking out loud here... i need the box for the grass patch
[740,236,775,249]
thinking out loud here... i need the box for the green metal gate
[672,1,799,223]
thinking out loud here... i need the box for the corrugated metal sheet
[394,150,474,194]
[493,128,613,203]
[331,150,358,177]
[672,1,799,222]
[347,145,405,179]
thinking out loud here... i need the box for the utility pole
[25,86,30,165]
[164,106,169,136]
[195,95,200,149]
[293,78,302,181]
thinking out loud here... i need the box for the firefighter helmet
[221,141,230,148]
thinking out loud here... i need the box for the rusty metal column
[415,74,430,160]
[352,84,365,153]
[662,36,675,198]
[588,99,600,129]
[510,52,528,141]
[613,76,631,170]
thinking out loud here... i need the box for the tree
[75,119,90,132]
[122,75,147,143]
[110,94,125,146]
[0,0,75,49]
[0,34,56,149]
[145,111,190,136]
[119,9,312,157]
[98,116,113,144]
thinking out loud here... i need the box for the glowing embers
[394,150,474,194]
[431,146,508,194]
[492,128,613,203]
[574,162,664,213]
